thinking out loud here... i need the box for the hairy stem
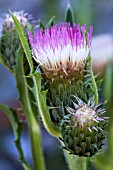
[29,116,45,170]
[62,143,87,170]
[75,157,86,170]
[66,152,86,170]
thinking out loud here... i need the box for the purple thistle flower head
[28,23,93,80]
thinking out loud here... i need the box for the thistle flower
[28,23,93,80]
[91,34,113,74]
[2,11,32,32]
[61,99,108,157]
[0,11,33,69]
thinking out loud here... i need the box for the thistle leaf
[38,19,45,30]
[9,10,34,73]
[0,104,31,170]
[31,71,61,137]
[46,16,56,28]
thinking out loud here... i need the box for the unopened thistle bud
[28,22,93,81]
[0,11,33,69]
[3,11,32,32]
[61,100,108,157]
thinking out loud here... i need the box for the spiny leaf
[31,71,61,137]
[9,10,34,73]
[46,16,56,28]
[0,104,31,170]
[38,19,45,30]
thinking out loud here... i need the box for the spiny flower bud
[28,23,93,81]
[60,100,108,157]
[0,11,33,69]
[2,11,32,32]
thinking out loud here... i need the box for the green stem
[29,116,45,170]
[84,157,90,170]
[66,153,86,170]
[66,152,76,170]
[63,147,86,170]
[15,49,45,170]
[89,56,98,105]
[75,156,86,170]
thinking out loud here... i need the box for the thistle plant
[28,17,108,169]
[0,11,45,170]
[0,3,108,170]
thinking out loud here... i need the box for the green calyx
[46,72,94,125]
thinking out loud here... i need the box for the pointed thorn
[73,102,79,109]
[88,99,91,106]
[74,124,79,128]
[59,137,64,142]
[93,118,99,123]
[91,101,95,107]
[66,126,70,128]
[84,74,90,78]
[92,126,98,131]
[64,120,70,123]
[78,99,84,107]
[83,70,90,73]
[87,127,92,133]
[94,103,103,110]
[104,117,109,120]
[66,107,75,114]
[97,109,106,113]
[96,117,104,121]
[62,146,68,151]
[97,127,103,131]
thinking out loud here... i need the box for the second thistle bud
[0,11,33,69]
[61,100,108,157]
